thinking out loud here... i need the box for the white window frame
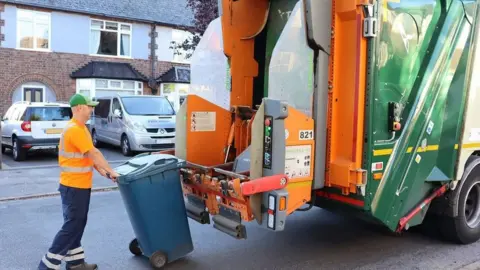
[21,84,46,102]
[76,78,143,98]
[16,9,52,52]
[89,19,133,58]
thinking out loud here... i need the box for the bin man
[38,94,120,270]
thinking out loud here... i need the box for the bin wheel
[150,251,168,269]
[129,238,142,256]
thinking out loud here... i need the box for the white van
[90,94,176,156]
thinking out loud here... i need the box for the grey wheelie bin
[114,153,194,269]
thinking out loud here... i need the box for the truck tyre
[440,156,480,244]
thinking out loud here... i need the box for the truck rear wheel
[440,157,480,244]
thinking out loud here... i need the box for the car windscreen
[24,106,72,121]
[121,97,175,116]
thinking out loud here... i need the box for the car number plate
[156,139,171,144]
[45,128,63,134]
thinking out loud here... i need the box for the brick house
[0,0,194,115]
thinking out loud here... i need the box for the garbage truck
[160,0,480,245]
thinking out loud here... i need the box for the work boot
[66,262,98,270]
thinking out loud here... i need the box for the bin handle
[153,158,178,167]
[134,152,151,158]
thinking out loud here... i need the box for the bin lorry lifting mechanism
[160,0,480,244]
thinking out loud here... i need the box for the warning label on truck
[191,112,216,132]
[285,145,312,179]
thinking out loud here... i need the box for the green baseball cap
[69,93,99,107]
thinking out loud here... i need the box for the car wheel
[121,134,133,156]
[1,144,6,154]
[12,138,26,161]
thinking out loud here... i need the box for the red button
[393,122,401,131]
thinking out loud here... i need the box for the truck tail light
[267,194,276,229]
[21,121,31,132]
[279,196,286,211]
[268,213,275,229]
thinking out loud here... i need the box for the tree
[170,0,219,60]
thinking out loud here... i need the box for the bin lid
[115,153,185,183]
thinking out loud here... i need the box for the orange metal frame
[325,0,369,195]
[220,0,269,157]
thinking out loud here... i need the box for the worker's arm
[86,148,119,180]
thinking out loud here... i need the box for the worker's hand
[106,171,120,182]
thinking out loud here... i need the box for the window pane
[121,24,131,32]
[18,10,32,21]
[96,79,108,88]
[121,97,175,115]
[120,34,130,56]
[97,31,118,56]
[112,98,122,111]
[25,90,32,101]
[34,90,42,102]
[95,89,132,97]
[18,20,34,48]
[35,23,49,49]
[35,13,49,24]
[25,107,72,121]
[105,22,118,30]
[91,20,103,29]
[78,79,92,89]
[90,30,101,54]
[79,90,91,98]
[123,81,135,89]
[110,81,121,88]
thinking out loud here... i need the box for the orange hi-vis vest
[58,120,95,189]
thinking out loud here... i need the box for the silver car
[90,94,176,156]
[1,101,72,161]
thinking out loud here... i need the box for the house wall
[2,4,153,60]
[0,3,191,115]
[2,4,15,48]
[0,48,175,114]
[156,25,193,64]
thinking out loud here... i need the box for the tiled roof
[1,0,194,27]
[71,61,148,81]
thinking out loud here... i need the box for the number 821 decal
[299,130,314,140]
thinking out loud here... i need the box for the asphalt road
[1,191,480,270]
[0,166,117,200]
[1,144,129,168]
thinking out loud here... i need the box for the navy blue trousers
[38,184,91,270]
